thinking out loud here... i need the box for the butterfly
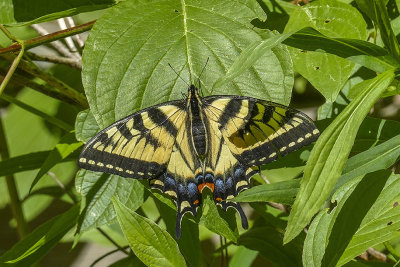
[78,84,319,238]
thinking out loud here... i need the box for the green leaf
[239,225,302,266]
[29,132,82,192]
[232,179,300,205]
[0,205,79,265]
[213,30,293,94]
[284,27,399,73]
[229,246,258,267]
[112,197,187,267]
[334,134,400,191]
[1,94,73,132]
[284,69,395,244]
[155,196,201,267]
[284,0,367,101]
[303,170,400,267]
[75,170,145,232]
[82,0,292,129]
[1,0,114,25]
[356,0,400,60]
[200,193,239,242]
[0,151,50,177]
[75,109,100,143]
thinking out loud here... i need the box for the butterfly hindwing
[79,101,186,179]
[203,96,320,167]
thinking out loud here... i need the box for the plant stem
[0,42,24,96]
[0,21,95,55]
[0,116,30,238]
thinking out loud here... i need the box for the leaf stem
[0,20,95,55]
[0,116,30,238]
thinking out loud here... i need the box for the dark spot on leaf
[325,19,331,23]
[315,66,320,70]
[300,50,307,53]
[327,200,337,214]
[387,221,393,226]
[174,9,179,13]
[394,202,398,207]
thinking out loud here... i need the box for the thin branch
[0,20,95,55]
[47,171,78,203]
[57,18,81,59]
[0,116,30,238]
[367,247,388,262]
[26,51,81,69]
[96,227,130,255]
[89,246,130,267]
[31,23,77,59]
[66,17,85,48]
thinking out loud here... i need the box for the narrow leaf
[1,93,73,131]
[112,197,187,267]
[1,0,115,25]
[334,134,400,191]
[284,69,395,243]
[356,0,400,60]
[0,151,50,177]
[303,171,400,267]
[232,179,300,204]
[29,132,82,192]
[229,246,258,267]
[0,205,79,265]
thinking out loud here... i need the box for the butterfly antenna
[197,57,209,96]
[168,63,190,87]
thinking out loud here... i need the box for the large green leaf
[284,0,367,102]
[82,0,292,129]
[284,69,395,243]
[75,170,145,232]
[112,198,187,267]
[303,170,400,267]
[75,109,100,143]
[0,0,114,25]
[0,205,79,266]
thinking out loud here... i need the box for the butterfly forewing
[203,96,320,167]
[78,101,186,179]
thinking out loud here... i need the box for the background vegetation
[0,0,400,266]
